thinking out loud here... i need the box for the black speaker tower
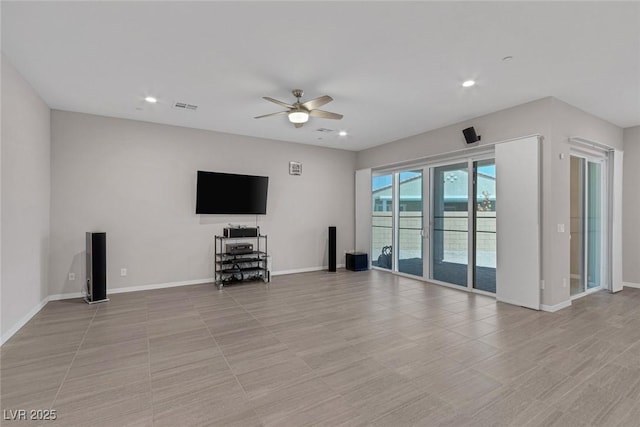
[328,226,337,272]
[86,232,109,304]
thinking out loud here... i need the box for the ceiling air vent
[173,102,198,111]
[316,128,334,133]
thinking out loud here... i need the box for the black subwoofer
[86,232,108,303]
[346,252,368,271]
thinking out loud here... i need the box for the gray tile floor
[1,270,640,426]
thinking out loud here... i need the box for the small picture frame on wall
[289,161,302,176]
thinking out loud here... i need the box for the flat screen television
[196,171,268,215]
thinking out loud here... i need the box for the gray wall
[50,111,356,296]
[623,126,640,285]
[356,96,624,308]
[1,56,51,341]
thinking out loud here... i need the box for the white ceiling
[2,1,639,151]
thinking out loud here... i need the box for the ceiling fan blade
[301,95,333,110]
[309,109,343,120]
[294,123,304,128]
[263,97,294,109]
[254,111,288,119]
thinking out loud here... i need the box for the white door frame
[569,137,623,296]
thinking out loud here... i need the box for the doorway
[570,154,607,297]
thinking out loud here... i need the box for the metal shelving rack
[214,234,269,290]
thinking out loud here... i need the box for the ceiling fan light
[288,110,309,124]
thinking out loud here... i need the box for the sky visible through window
[372,175,391,191]
[478,164,496,178]
[372,172,420,191]
[373,166,494,192]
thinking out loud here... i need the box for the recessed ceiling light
[144,96,157,103]
[339,130,348,136]
[462,80,475,88]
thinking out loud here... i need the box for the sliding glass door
[586,161,603,290]
[570,154,607,296]
[371,156,497,294]
[570,156,585,295]
[473,160,496,293]
[398,171,424,276]
[430,158,496,293]
[431,163,469,287]
[372,174,393,270]
[372,170,424,276]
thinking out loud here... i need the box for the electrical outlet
[557,224,565,233]
[562,278,567,287]
[69,273,75,281]
[540,280,545,290]
[120,268,127,277]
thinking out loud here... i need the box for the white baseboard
[272,264,345,276]
[48,292,84,301]
[1,297,49,346]
[110,278,215,294]
[50,277,217,301]
[624,281,640,289]
[42,266,349,304]
[496,297,540,311]
[541,300,572,312]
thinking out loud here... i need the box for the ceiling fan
[255,89,343,128]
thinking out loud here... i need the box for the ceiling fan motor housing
[255,89,342,127]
